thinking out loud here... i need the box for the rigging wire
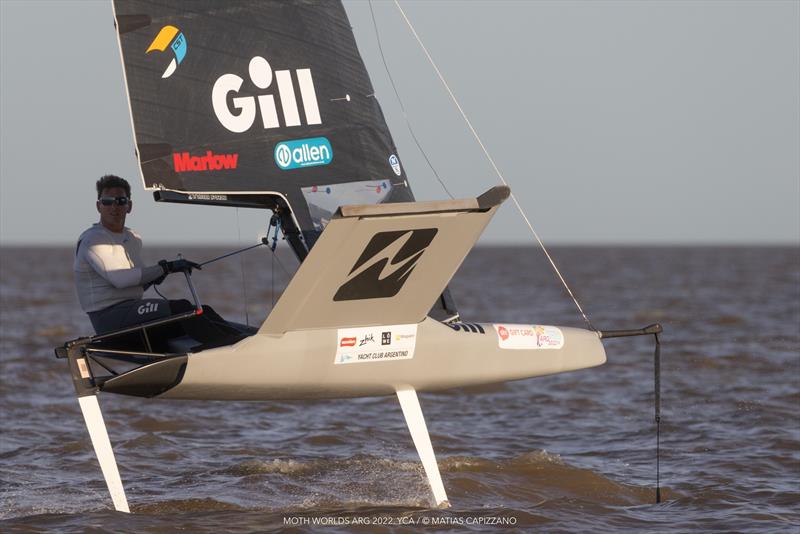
[235,207,250,326]
[368,0,454,200]
[265,213,294,281]
[267,214,292,308]
[271,249,276,309]
[269,246,293,280]
[153,284,167,301]
[392,0,594,330]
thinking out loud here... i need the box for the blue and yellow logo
[275,137,333,170]
[146,25,187,79]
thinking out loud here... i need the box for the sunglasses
[99,196,130,206]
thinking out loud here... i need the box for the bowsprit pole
[654,328,661,503]
[598,323,663,504]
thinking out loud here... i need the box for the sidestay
[260,186,510,335]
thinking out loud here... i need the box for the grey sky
[1,0,798,245]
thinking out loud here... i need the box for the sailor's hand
[159,258,202,274]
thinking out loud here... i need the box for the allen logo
[173,151,239,173]
[212,56,321,133]
[340,337,356,347]
[137,302,159,315]
[333,229,438,301]
[274,137,332,170]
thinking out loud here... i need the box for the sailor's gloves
[159,258,202,275]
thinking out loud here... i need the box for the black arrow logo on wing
[333,228,438,301]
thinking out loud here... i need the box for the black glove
[159,258,202,275]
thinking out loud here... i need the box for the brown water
[1,245,798,532]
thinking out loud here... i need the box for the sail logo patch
[389,154,402,176]
[173,151,239,173]
[212,56,322,133]
[274,138,332,170]
[333,229,438,301]
[146,25,187,79]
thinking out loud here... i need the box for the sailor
[74,174,240,346]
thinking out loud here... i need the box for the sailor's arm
[83,242,165,288]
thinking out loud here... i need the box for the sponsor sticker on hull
[493,324,564,350]
[335,324,418,364]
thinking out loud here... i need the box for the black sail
[113,0,457,320]
[113,0,414,246]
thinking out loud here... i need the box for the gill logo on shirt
[146,26,187,79]
[212,56,322,133]
[137,302,160,315]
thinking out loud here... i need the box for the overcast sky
[1,0,798,245]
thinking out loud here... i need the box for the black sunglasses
[99,196,130,206]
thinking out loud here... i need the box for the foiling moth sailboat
[57,0,663,513]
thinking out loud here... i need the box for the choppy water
[1,245,798,532]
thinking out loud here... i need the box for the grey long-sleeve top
[73,223,164,313]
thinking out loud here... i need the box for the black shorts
[88,298,171,334]
[87,299,244,349]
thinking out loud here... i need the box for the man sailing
[74,174,241,346]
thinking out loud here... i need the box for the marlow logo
[173,151,239,173]
[146,25,187,79]
[212,56,321,133]
[333,229,438,301]
[275,137,332,170]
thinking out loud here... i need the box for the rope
[235,207,250,326]
[368,0,454,199]
[392,0,594,330]
[271,249,275,309]
[268,214,283,308]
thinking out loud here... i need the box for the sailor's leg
[77,395,131,513]
[395,386,449,507]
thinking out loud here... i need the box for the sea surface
[1,245,798,532]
